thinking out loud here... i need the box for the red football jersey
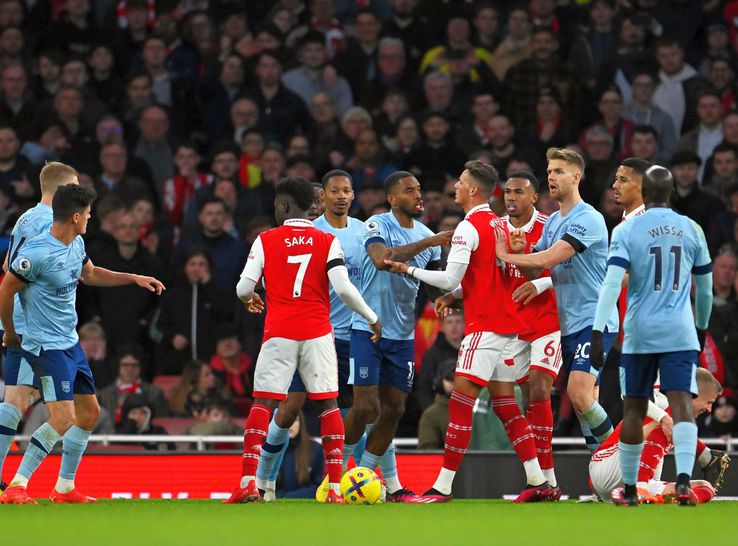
[452,205,521,336]
[248,219,340,342]
[504,210,560,341]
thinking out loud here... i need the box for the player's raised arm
[494,226,576,277]
[326,238,381,342]
[366,230,452,271]
[81,259,165,294]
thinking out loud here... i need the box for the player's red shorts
[252,332,338,400]
[513,331,563,384]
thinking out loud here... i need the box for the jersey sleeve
[688,219,712,275]
[240,235,265,281]
[10,242,46,283]
[606,223,631,270]
[326,236,346,271]
[533,217,550,252]
[363,216,386,248]
[562,210,605,253]
[446,220,479,265]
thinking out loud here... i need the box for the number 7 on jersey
[288,253,312,297]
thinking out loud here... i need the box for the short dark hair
[713,142,738,156]
[633,124,659,140]
[697,88,722,104]
[507,170,539,192]
[465,160,499,195]
[321,169,353,188]
[275,176,315,211]
[621,157,652,177]
[52,184,96,222]
[531,25,557,39]
[383,170,416,195]
[115,343,147,368]
[198,195,227,213]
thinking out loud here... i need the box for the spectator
[87,43,123,111]
[333,8,382,98]
[346,128,397,190]
[162,142,212,228]
[521,87,577,173]
[0,125,30,199]
[630,124,663,163]
[95,142,151,203]
[590,86,635,160]
[708,248,738,388]
[117,70,154,135]
[706,56,736,112]
[417,359,454,449]
[373,88,410,145]
[49,0,105,57]
[623,71,679,160]
[455,91,499,157]
[210,328,254,400]
[50,85,97,164]
[199,53,247,142]
[381,0,437,70]
[485,114,523,177]
[79,321,116,388]
[157,246,235,374]
[421,70,459,127]
[187,399,241,436]
[97,345,168,427]
[677,90,725,180]
[308,92,342,171]
[169,361,229,419]
[416,312,464,411]
[359,37,417,115]
[712,248,737,307]
[567,0,618,90]
[110,0,151,74]
[407,111,464,181]
[701,395,738,438]
[117,393,171,450]
[670,150,726,236]
[580,125,619,207]
[271,411,325,499]
[489,7,531,81]
[704,143,738,206]
[471,4,500,51]
[387,114,420,169]
[0,64,38,142]
[34,49,62,102]
[699,23,734,76]
[219,97,259,148]
[133,104,174,200]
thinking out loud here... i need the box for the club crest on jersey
[17,257,31,273]
[284,236,313,247]
[359,367,369,379]
[61,381,71,393]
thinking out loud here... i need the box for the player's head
[693,368,723,417]
[40,161,79,199]
[52,183,96,235]
[274,176,315,224]
[384,170,423,219]
[455,160,498,210]
[545,147,584,202]
[321,169,354,218]
[504,170,539,219]
[641,164,674,206]
[613,157,651,209]
[308,182,324,221]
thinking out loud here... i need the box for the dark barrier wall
[452,452,738,499]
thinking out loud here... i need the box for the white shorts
[455,331,528,386]
[589,447,667,502]
[253,332,338,400]
[514,331,563,384]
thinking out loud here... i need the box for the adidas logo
[540,357,550,364]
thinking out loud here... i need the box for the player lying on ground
[0,184,165,504]
[590,369,728,504]
[590,165,713,506]
[225,177,381,504]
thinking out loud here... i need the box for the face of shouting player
[389,176,423,218]
[546,158,580,202]
[692,389,720,417]
[612,165,643,210]
[504,177,538,220]
[321,175,354,218]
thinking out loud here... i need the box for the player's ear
[531,192,539,205]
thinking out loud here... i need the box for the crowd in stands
[0,0,737,458]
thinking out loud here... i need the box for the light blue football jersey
[608,207,711,354]
[313,214,365,340]
[6,203,53,335]
[10,231,87,355]
[352,212,440,341]
[535,200,619,336]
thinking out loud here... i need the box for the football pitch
[1,499,736,545]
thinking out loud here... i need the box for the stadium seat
[152,375,181,401]
[152,417,196,436]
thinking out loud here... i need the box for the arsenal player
[385,161,554,502]
[224,177,382,504]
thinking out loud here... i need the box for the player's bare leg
[255,392,306,500]
[342,385,379,468]
[223,397,280,504]
[0,385,39,488]
[521,369,559,496]
[420,377,481,502]
[313,398,345,504]
[1,400,76,504]
[568,370,613,451]
[611,396,648,506]
[666,390,699,506]
[489,380,551,502]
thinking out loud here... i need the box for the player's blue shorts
[348,329,415,393]
[0,332,37,388]
[288,338,351,398]
[620,351,698,398]
[22,342,95,402]
[561,325,617,386]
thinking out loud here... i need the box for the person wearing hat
[118,393,171,451]
[703,394,738,438]
[670,149,726,235]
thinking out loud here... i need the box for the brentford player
[591,369,722,505]
[224,177,382,504]
[385,161,554,502]
[501,171,562,496]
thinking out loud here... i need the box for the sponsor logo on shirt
[568,223,587,237]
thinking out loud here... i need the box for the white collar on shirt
[283,218,314,227]
[504,208,540,234]
[464,203,491,219]
[622,204,645,221]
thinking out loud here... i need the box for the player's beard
[399,203,423,219]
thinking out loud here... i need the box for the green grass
[1,499,735,546]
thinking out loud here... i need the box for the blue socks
[0,403,23,476]
[16,423,61,483]
[581,401,613,450]
[575,412,599,452]
[358,450,381,470]
[619,441,644,486]
[59,426,90,481]
[673,421,698,477]
[256,417,290,486]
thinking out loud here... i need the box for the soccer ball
[340,467,383,505]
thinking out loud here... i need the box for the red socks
[443,390,476,471]
[638,426,669,482]
[693,484,715,503]
[528,400,554,471]
[493,396,537,463]
[320,407,345,484]
[241,403,273,477]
